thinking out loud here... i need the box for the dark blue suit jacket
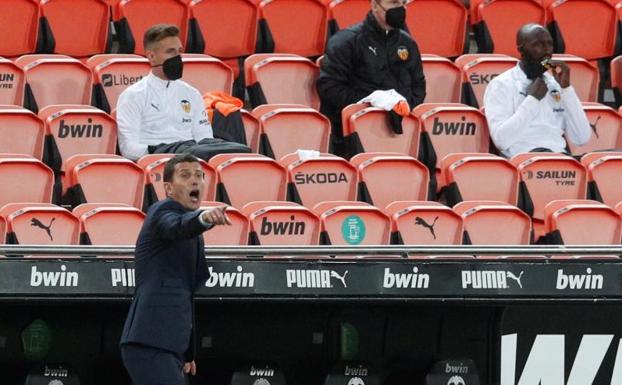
[120,198,209,360]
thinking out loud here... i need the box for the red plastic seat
[241,109,260,152]
[581,152,622,207]
[385,201,463,245]
[181,54,233,95]
[341,104,420,157]
[350,152,429,210]
[327,0,368,33]
[73,203,145,245]
[551,54,599,102]
[2,203,80,246]
[454,200,532,245]
[0,156,54,207]
[0,107,44,159]
[454,54,519,108]
[312,201,390,246]
[544,199,621,245]
[200,202,249,246]
[252,105,330,160]
[0,0,40,57]
[421,54,462,103]
[0,58,25,106]
[568,103,622,155]
[279,152,357,208]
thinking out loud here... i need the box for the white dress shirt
[483,64,591,158]
[116,73,213,161]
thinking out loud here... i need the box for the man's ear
[163,182,172,197]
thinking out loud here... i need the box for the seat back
[91,56,150,112]
[314,202,390,245]
[200,202,249,246]
[5,205,80,245]
[0,58,25,106]
[544,199,622,244]
[0,157,54,207]
[385,201,463,245]
[454,201,532,244]
[0,0,40,57]
[568,103,622,154]
[181,55,233,95]
[243,201,320,245]
[421,55,462,103]
[241,109,260,152]
[455,54,518,108]
[552,54,599,102]
[76,205,145,245]
[0,108,44,158]
[328,0,368,32]
[582,152,622,207]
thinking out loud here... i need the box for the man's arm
[484,77,546,152]
[153,204,230,241]
[116,90,149,161]
[560,86,591,146]
[408,43,426,108]
[191,89,213,142]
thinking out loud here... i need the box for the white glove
[357,89,407,111]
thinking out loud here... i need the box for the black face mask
[153,55,183,80]
[386,6,406,29]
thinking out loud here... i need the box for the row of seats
[1,0,619,62]
[1,199,620,257]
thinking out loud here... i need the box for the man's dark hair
[163,153,200,182]
[144,24,180,51]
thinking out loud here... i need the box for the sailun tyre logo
[205,266,255,288]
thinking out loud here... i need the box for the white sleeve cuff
[197,210,213,229]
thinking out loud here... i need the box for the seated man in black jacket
[317,0,426,158]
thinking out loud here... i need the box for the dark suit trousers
[122,343,185,385]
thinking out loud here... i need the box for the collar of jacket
[164,197,197,213]
[147,72,174,90]
[362,11,400,40]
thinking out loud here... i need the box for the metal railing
[0,244,621,257]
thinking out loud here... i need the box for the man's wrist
[197,210,212,228]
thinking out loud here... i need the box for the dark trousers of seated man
[148,138,251,160]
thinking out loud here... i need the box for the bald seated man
[483,23,591,158]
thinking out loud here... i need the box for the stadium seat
[209,154,287,208]
[40,0,111,57]
[411,103,490,184]
[350,152,429,210]
[137,154,216,211]
[15,55,93,113]
[341,104,420,157]
[0,0,40,57]
[568,103,622,154]
[242,201,320,247]
[200,202,249,246]
[0,107,45,159]
[385,201,464,245]
[312,201,390,246]
[241,109,260,152]
[88,55,150,113]
[0,214,5,245]
[38,105,117,172]
[0,156,54,207]
[611,55,622,105]
[279,152,357,208]
[581,152,622,207]
[63,155,145,209]
[440,153,519,206]
[72,203,145,246]
[473,0,546,56]
[1,203,80,246]
[421,54,462,103]
[252,104,330,159]
[551,54,599,102]
[245,54,320,109]
[454,200,532,245]
[257,0,328,57]
[181,54,234,95]
[454,54,519,108]
[113,0,190,56]
[548,0,617,60]
[405,0,468,58]
[327,0,368,35]
[0,58,25,106]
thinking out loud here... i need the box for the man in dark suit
[120,153,231,385]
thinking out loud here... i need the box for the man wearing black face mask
[483,23,591,158]
[116,24,250,161]
[317,0,426,158]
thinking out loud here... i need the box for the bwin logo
[44,365,68,377]
[260,216,305,236]
[294,172,348,185]
[30,265,78,287]
[556,268,603,290]
[58,119,103,138]
[250,366,275,377]
[383,267,430,289]
[205,266,255,288]
[447,376,465,385]
[432,117,476,136]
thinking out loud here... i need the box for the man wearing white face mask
[116,24,250,161]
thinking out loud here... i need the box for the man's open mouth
[189,189,200,203]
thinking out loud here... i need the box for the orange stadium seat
[0,107,45,159]
[257,0,328,57]
[440,153,519,206]
[581,152,622,207]
[0,215,5,245]
[405,0,468,58]
[243,201,320,248]
[15,55,93,113]
[327,0,368,35]
[114,0,190,56]
[1,203,80,246]
[312,201,390,246]
[548,0,617,60]
[454,54,519,108]
[63,155,145,209]
[245,54,320,109]
[241,109,260,152]
[385,201,464,245]
[421,55,462,103]
[612,55,622,105]
[252,104,330,159]
[181,54,234,95]
[200,202,249,246]
[0,58,25,106]
[568,103,622,154]
[454,200,532,245]
[138,154,217,211]
[209,154,287,208]
[73,203,145,246]
[88,55,150,113]
[474,0,546,57]
[551,54,599,102]
[350,152,429,210]
[0,156,54,207]
[279,152,357,208]
[38,105,117,172]
[40,0,111,57]
[341,104,420,157]
[0,0,40,57]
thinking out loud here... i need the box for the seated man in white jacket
[483,23,591,158]
[116,24,249,161]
